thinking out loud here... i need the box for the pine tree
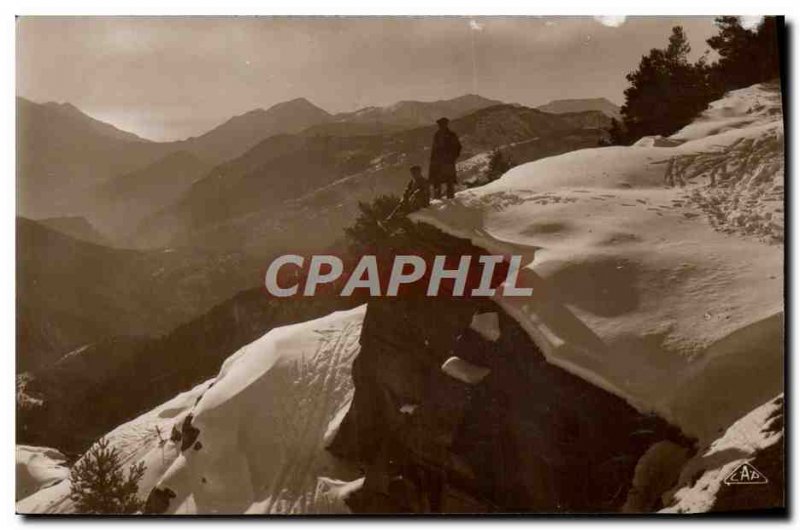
[606,18,781,145]
[344,194,411,253]
[707,16,781,90]
[601,117,629,146]
[69,437,146,514]
[618,26,719,141]
[485,148,513,182]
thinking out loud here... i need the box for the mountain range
[16,93,610,382]
[17,94,506,229]
[16,217,261,373]
[18,93,611,250]
[536,97,621,119]
[333,94,503,130]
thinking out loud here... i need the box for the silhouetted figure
[402,165,430,211]
[381,166,430,231]
[428,117,462,199]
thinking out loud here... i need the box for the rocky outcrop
[177,414,201,452]
[329,230,690,513]
[144,487,176,515]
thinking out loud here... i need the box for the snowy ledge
[410,83,784,441]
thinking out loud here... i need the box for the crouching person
[382,165,431,230]
[402,165,430,212]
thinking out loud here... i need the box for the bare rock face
[144,487,176,514]
[328,231,689,513]
[179,414,201,452]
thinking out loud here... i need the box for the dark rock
[179,414,200,452]
[330,229,689,514]
[143,487,176,514]
[169,424,181,443]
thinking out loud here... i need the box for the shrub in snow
[68,437,145,514]
[484,148,514,183]
[345,194,412,254]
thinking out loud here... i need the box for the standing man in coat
[428,117,462,199]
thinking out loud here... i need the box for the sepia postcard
[15,15,785,515]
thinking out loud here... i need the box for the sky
[17,16,723,141]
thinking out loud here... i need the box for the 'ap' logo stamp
[724,462,769,485]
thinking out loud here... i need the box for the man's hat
[436,117,450,125]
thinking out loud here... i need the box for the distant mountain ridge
[16,216,262,372]
[537,97,621,119]
[16,94,506,222]
[333,94,504,130]
[132,103,611,251]
[17,98,151,143]
[16,93,611,290]
[37,216,110,246]
[16,97,174,218]
[175,98,334,162]
[94,150,211,238]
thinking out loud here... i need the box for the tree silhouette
[484,148,514,183]
[618,26,718,143]
[606,18,782,145]
[707,16,781,91]
[69,437,146,514]
[344,194,412,254]
[600,118,628,146]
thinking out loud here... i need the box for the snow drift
[17,307,366,514]
[412,82,784,441]
[16,446,69,501]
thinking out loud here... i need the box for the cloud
[739,16,765,31]
[469,19,484,32]
[593,16,627,28]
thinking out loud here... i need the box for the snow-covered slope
[17,306,366,514]
[16,446,69,501]
[660,393,784,513]
[412,83,784,441]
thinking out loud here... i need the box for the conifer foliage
[608,17,782,145]
[69,437,146,514]
[617,26,717,143]
[484,148,514,183]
